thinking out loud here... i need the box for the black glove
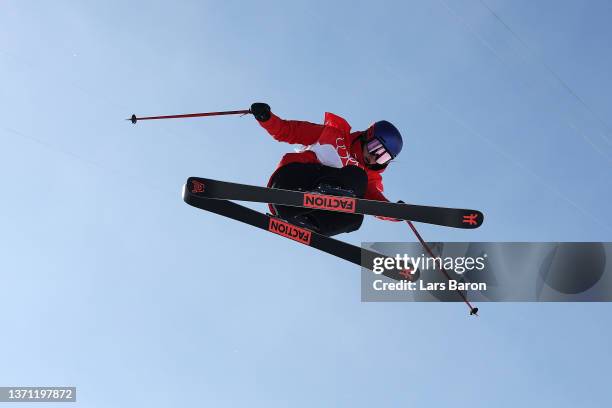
[250,102,271,122]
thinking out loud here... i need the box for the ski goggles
[366,138,393,165]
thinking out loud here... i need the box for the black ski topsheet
[182,184,418,282]
[186,177,484,229]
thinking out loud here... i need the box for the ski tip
[460,210,484,229]
[129,114,137,124]
[470,307,479,316]
[184,177,207,196]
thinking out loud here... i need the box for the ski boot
[267,212,321,233]
[312,183,357,198]
[288,213,321,233]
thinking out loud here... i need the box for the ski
[186,177,484,229]
[182,184,418,281]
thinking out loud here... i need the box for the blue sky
[1,0,611,406]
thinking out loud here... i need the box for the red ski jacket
[259,112,389,202]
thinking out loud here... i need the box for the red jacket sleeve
[258,113,324,145]
[365,171,389,202]
[366,171,403,222]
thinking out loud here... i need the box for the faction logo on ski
[462,213,479,226]
[268,218,312,245]
[191,180,205,193]
[303,194,356,213]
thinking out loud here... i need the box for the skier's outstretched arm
[251,102,324,145]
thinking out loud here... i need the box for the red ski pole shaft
[128,109,251,124]
[405,220,479,316]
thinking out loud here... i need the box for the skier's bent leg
[269,163,325,221]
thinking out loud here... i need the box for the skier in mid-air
[136,102,481,314]
[250,102,404,236]
[131,102,482,314]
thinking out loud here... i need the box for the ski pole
[128,109,251,124]
[404,220,479,316]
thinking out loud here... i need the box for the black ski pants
[270,163,368,236]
